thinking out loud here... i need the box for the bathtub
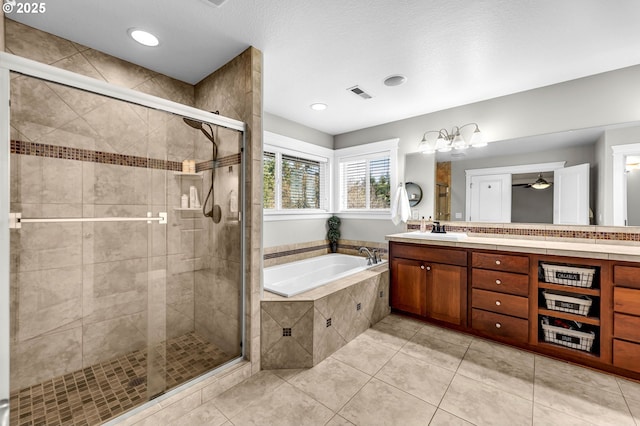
[264,253,387,297]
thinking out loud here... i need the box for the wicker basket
[541,263,596,288]
[542,290,592,316]
[541,321,595,352]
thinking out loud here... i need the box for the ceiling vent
[204,0,229,7]
[347,85,373,100]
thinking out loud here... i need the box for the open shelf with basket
[537,260,602,356]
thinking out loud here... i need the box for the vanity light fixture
[530,173,552,190]
[310,103,327,111]
[129,29,159,47]
[418,123,485,154]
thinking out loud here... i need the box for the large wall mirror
[405,121,640,227]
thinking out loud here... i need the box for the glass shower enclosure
[0,52,245,425]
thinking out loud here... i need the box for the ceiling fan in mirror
[512,173,552,190]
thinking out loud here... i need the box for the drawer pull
[495,260,501,265]
[495,279,502,285]
[495,300,501,306]
[495,323,502,329]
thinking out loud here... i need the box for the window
[335,139,399,215]
[339,155,391,210]
[263,132,332,216]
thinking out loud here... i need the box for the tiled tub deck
[261,263,390,369]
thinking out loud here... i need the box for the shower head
[182,117,216,146]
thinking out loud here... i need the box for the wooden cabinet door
[426,263,467,326]
[391,258,427,316]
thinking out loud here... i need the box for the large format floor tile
[227,382,334,426]
[339,378,437,426]
[400,329,469,371]
[440,374,533,426]
[374,351,454,406]
[287,357,371,412]
[331,334,397,376]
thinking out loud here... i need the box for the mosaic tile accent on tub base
[9,332,235,426]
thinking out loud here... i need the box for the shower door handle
[0,399,8,426]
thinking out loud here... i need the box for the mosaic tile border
[407,223,640,242]
[10,140,240,171]
[264,240,388,262]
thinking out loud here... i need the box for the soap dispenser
[420,216,426,232]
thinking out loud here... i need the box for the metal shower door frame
[0,51,247,413]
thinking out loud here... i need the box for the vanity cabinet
[388,239,640,381]
[613,265,640,373]
[471,252,530,344]
[389,243,467,326]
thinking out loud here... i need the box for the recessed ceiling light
[310,103,327,111]
[383,75,407,87]
[129,29,159,47]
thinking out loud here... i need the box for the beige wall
[195,46,263,373]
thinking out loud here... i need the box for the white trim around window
[334,138,399,219]
[263,131,334,221]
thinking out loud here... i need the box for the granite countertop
[386,232,640,263]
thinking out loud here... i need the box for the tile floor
[182,314,640,426]
[10,332,234,425]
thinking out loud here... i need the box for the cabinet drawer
[472,252,529,274]
[613,339,640,373]
[471,309,528,343]
[472,289,529,319]
[614,287,640,315]
[391,243,467,267]
[614,313,640,343]
[614,265,640,289]
[472,268,529,296]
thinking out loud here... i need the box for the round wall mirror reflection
[405,182,422,207]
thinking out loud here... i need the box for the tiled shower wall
[195,47,263,373]
[5,19,254,390]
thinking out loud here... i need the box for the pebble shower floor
[9,332,233,425]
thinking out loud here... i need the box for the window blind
[340,154,390,210]
[281,154,324,209]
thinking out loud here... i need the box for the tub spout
[359,247,376,265]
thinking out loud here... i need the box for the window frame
[334,138,399,219]
[263,131,334,221]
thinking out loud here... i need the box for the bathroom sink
[395,231,469,241]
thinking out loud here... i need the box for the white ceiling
[9,0,640,135]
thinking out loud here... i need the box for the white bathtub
[264,253,387,297]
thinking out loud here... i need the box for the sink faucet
[359,247,376,265]
[431,221,446,233]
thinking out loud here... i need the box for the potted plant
[327,215,341,253]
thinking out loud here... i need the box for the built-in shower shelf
[173,172,203,178]
[174,207,202,211]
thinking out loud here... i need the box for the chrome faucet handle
[371,249,380,264]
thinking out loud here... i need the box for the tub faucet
[359,247,376,265]
[372,248,381,263]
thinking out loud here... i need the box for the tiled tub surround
[261,264,390,369]
[264,238,388,267]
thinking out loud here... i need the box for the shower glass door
[5,67,244,425]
